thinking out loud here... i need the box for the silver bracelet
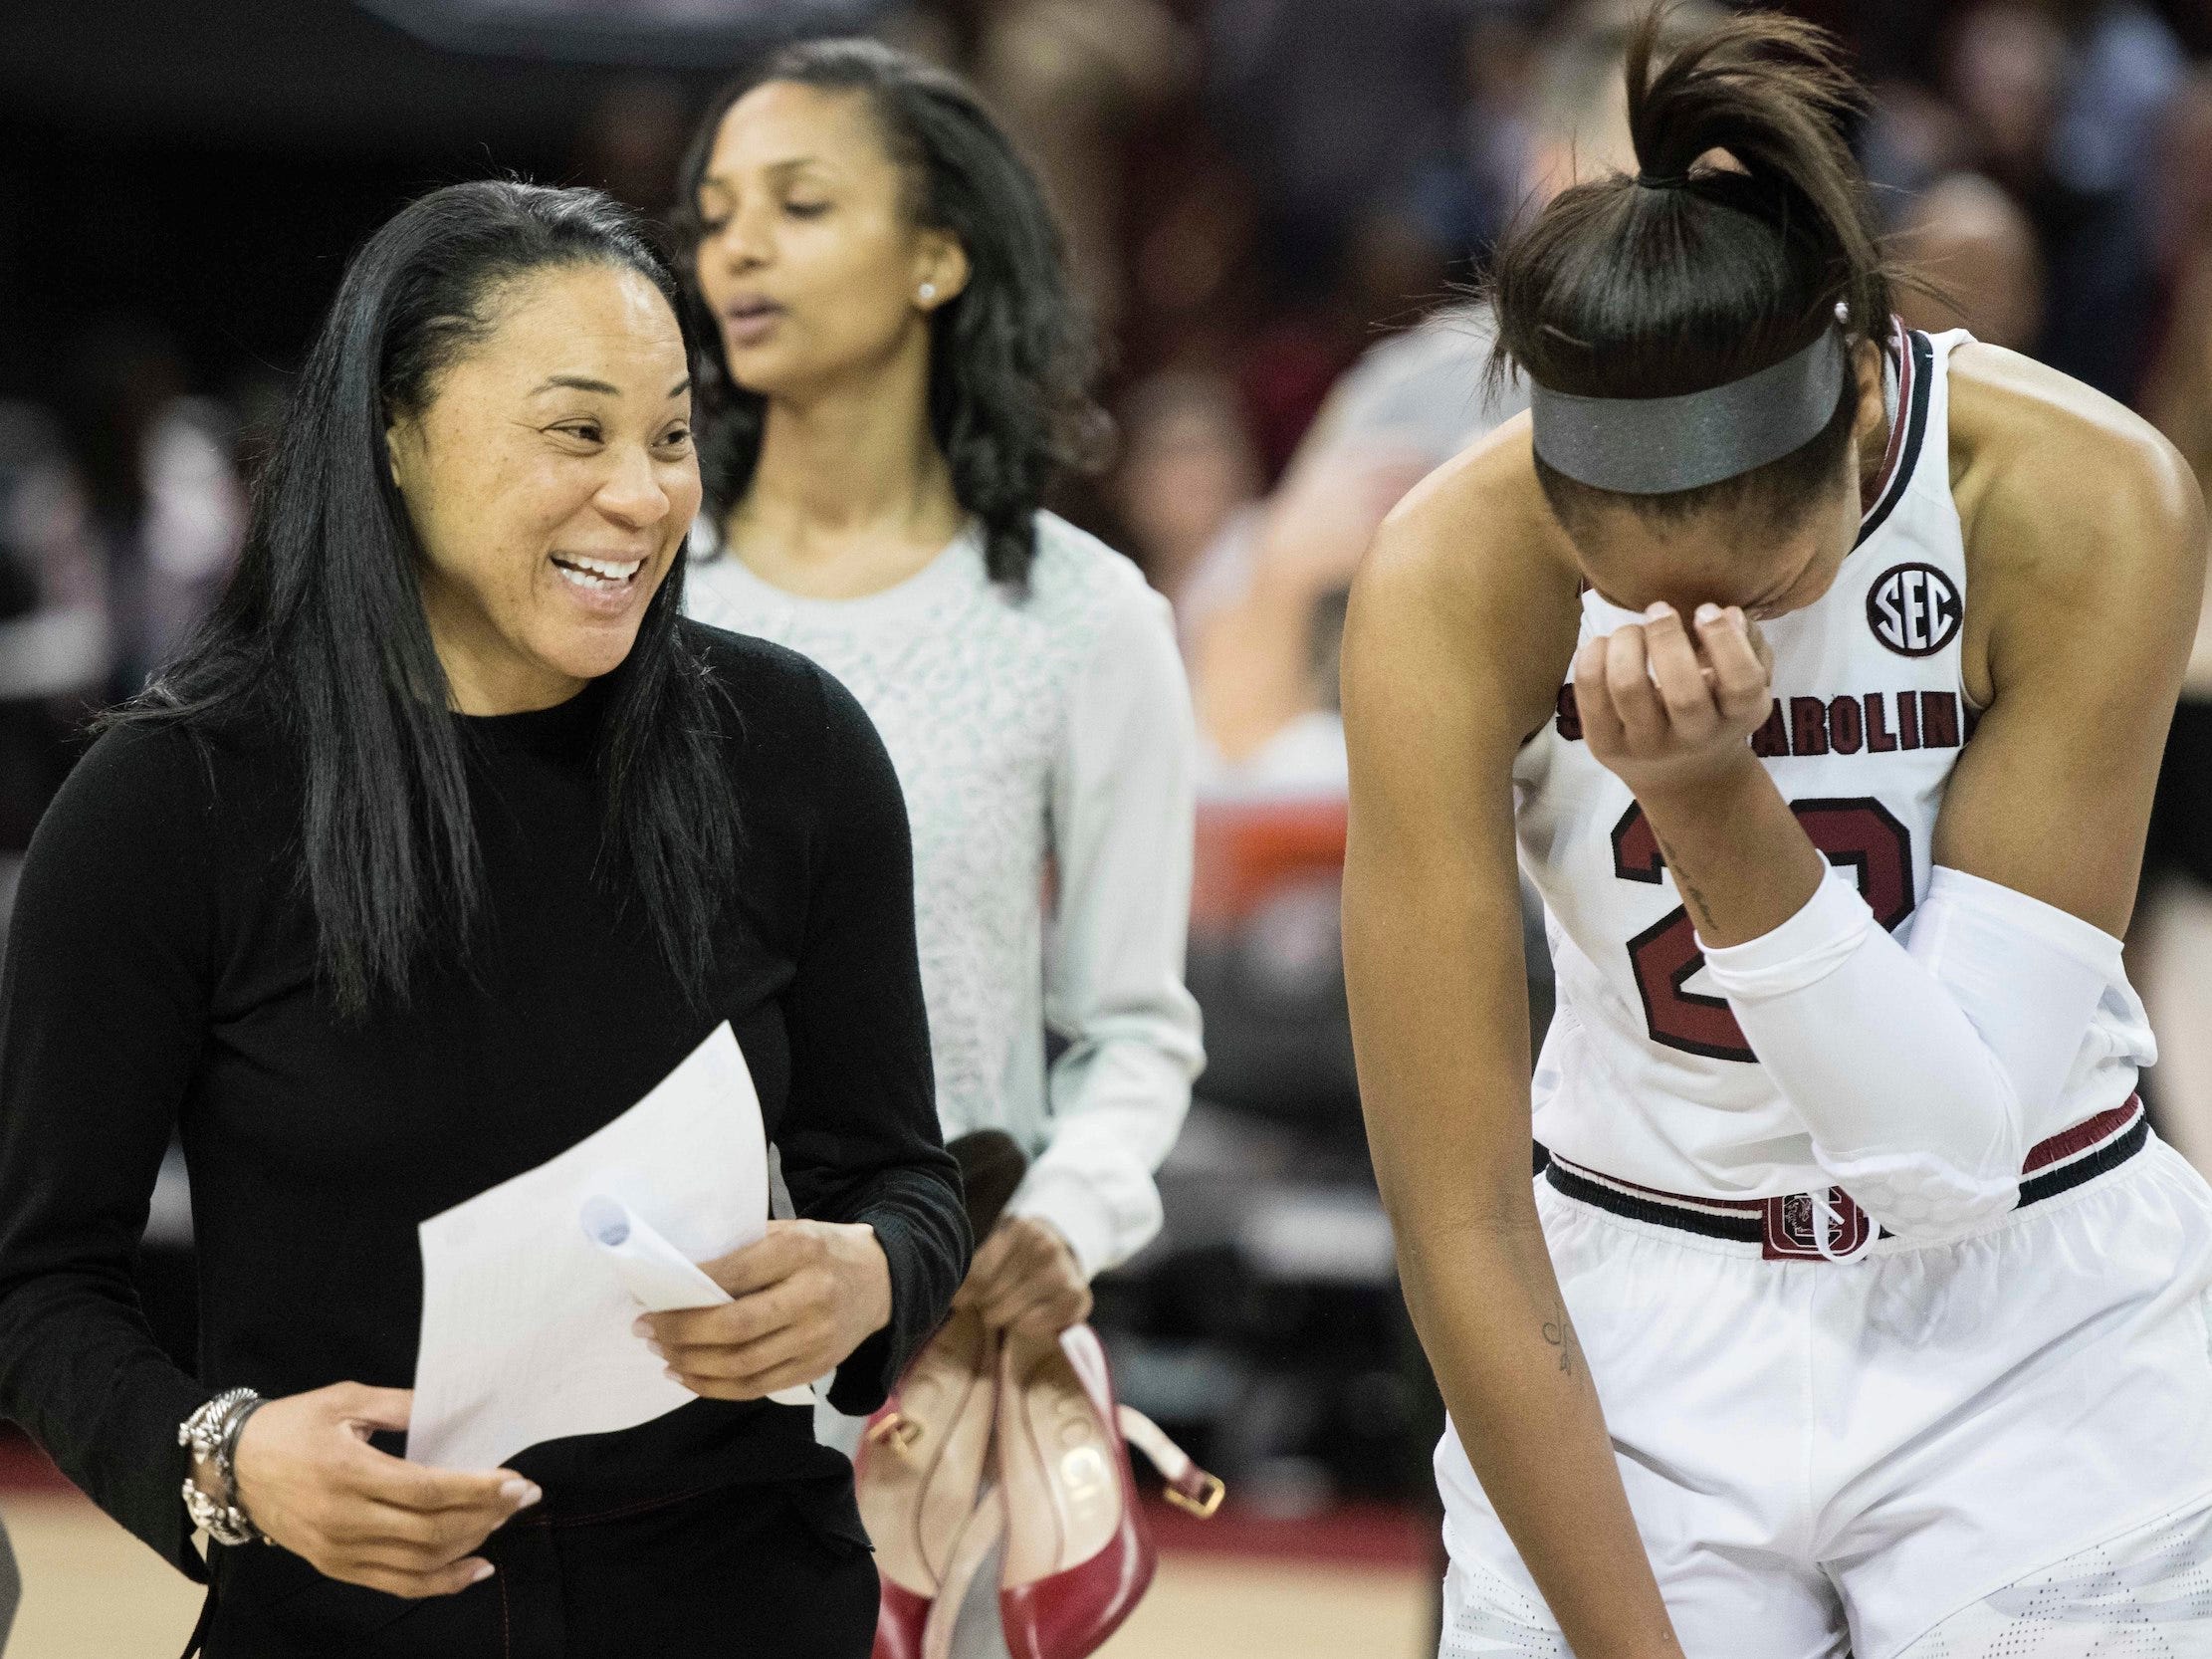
[216,1396,266,1485]
[178,1389,266,1546]
[181,1476,261,1547]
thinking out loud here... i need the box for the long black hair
[671,37,1105,588]
[107,180,741,1019]
[1489,7,1899,537]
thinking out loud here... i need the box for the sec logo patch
[1867,563,1962,657]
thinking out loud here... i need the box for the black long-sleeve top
[0,622,969,1576]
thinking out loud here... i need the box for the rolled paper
[581,1193,816,1408]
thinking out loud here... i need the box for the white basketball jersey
[1512,327,2154,1199]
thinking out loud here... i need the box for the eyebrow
[701,156,828,190]
[532,374,693,399]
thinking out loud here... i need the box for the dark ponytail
[1490,7,1898,533]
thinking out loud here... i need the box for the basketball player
[1343,12,2212,1658]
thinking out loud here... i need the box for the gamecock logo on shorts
[1867,563,1962,658]
[1762,1189,1874,1262]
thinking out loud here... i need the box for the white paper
[577,1195,813,1407]
[406,1022,800,1470]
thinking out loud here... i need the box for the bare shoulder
[1927,346,2208,922]
[1347,414,1582,760]
[1361,414,1570,608]
[1948,344,2204,599]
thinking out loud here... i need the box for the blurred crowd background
[5,0,2212,1543]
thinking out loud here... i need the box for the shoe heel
[920,1485,1005,1659]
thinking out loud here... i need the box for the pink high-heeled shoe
[855,1308,1001,1659]
[993,1324,1222,1659]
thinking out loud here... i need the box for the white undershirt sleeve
[1698,864,2121,1238]
[1004,584,1206,1279]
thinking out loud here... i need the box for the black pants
[199,1477,877,1658]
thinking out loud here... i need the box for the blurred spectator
[2050,0,2187,202]
[1948,2,2069,185]
[1196,0,1473,473]
[2129,66,2212,1178]
[2038,0,2185,397]
[1870,0,2186,399]
[0,405,91,950]
[2148,75,2212,419]
[1179,0,1721,788]
[1401,5,1548,275]
[48,320,245,703]
[0,404,103,732]
[1201,0,1465,303]
[973,0,1199,334]
[1184,425,1431,786]
[0,327,242,945]
[1126,143,1260,355]
[1789,0,1948,79]
[1112,367,1264,615]
[2141,79,2212,474]
[1894,171,2046,349]
[1860,77,1974,208]
[2153,62,2212,265]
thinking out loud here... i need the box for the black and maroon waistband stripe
[1543,1159,1766,1245]
[1544,1096,2147,1247]
[2017,1103,2149,1207]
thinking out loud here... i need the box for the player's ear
[1850,340,1885,450]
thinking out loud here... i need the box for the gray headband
[1528,329,1848,495]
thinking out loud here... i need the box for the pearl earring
[918,282,938,304]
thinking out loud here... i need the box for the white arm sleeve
[1699,865,2122,1238]
[1004,584,1206,1279]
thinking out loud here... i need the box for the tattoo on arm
[1650,830,1719,933]
[1541,1300,1581,1378]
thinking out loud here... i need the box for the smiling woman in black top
[0,181,968,1657]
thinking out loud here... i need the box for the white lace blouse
[685,513,1204,1277]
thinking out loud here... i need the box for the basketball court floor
[0,1485,1434,1658]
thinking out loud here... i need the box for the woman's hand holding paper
[230,1383,541,1597]
[641,1220,890,1401]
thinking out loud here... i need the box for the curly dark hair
[672,38,1107,589]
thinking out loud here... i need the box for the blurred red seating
[1191,796,1348,933]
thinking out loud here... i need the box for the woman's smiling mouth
[551,553,647,602]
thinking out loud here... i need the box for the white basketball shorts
[1434,1129,2212,1658]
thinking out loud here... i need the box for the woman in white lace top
[673,38,1203,1406]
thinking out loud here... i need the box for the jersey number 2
[1611,798,1914,1063]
